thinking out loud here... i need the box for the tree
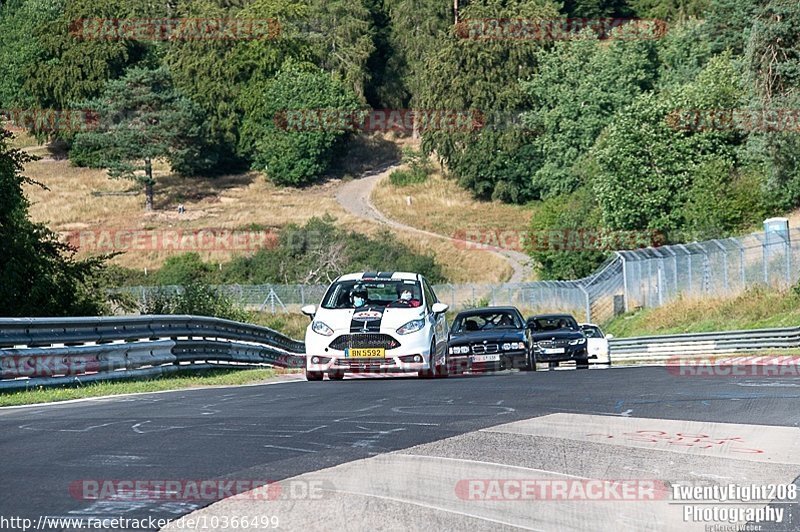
[71,67,212,211]
[163,0,311,171]
[384,0,452,107]
[743,0,800,210]
[589,55,747,234]
[0,0,64,109]
[0,129,108,316]
[238,63,362,186]
[415,0,561,203]
[704,0,759,56]
[627,0,709,20]
[22,0,151,114]
[521,30,659,199]
[655,18,714,89]
[306,0,375,101]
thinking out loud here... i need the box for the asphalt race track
[2,366,800,531]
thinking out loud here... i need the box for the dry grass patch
[372,169,533,240]
[605,286,800,337]
[22,159,366,270]
[20,142,513,282]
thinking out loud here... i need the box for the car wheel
[576,358,589,370]
[419,340,437,379]
[435,349,450,378]
[329,371,345,380]
[529,351,538,372]
[305,370,323,381]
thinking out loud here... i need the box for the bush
[238,64,362,186]
[156,253,216,285]
[389,147,433,186]
[389,168,427,186]
[140,282,249,322]
[109,217,449,288]
[526,187,609,280]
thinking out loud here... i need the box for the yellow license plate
[345,348,385,358]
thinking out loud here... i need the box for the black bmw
[526,313,589,369]
[447,307,531,373]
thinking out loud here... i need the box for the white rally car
[579,323,613,365]
[302,272,449,380]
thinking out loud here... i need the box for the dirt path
[336,164,533,283]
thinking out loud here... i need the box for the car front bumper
[533,345,588,362]
[449,349,528,372]
[305,330,433,374]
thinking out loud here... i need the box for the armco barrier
[608,326,800,362]
[0,316,306,391]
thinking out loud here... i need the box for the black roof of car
[455,307,522,316]
[528,313,577,320]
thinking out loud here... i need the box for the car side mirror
[606,334,614,340]
[301,305,316,318]
[431,303,448,314]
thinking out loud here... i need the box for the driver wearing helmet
[394,284,421,307]
[350,284,369,308]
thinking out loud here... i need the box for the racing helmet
[396,284,414,301]
[350,284,368,307]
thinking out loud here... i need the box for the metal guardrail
[0,316,306,391]
[609,326,800,362]
[2,315,797,390]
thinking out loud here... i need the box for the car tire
[576,358,589,370]
[306,371,323,381]
[419,340,437,379]
[435,350,450,378]
[525,351,537,372]
[329,371,345,380]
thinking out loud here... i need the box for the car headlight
[397,319,425,335]
[311,321,333,336]
[569,338,586,345]
[458,346,470,354]
[502,343,511,350]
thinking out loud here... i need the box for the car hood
[313,306,426,334]
[530,330,584,341]
[450,330,525,344]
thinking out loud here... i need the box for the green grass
[605,286,800,338]
[249,311,310,340]
[0,368,297,407]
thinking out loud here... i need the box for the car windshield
[452,311,522,333]
[529,316,580,331]
[321,279,422,309]
[581,325,603,338]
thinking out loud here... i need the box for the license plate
[471,354,500,363]
[345,348,385,358]
[542,348,565,354]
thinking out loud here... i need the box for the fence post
[579,284,591,323]
[657,266,664,306]
[728,237,745,289]
[712,240,729,293]
[617,252,629,313]
[786,235,792,287]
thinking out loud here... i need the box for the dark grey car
[526,313,589,370]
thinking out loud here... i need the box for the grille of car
[537,339,571,349]
[336,359,394,368]
[329,334,400,350]
[471,343,499,354]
